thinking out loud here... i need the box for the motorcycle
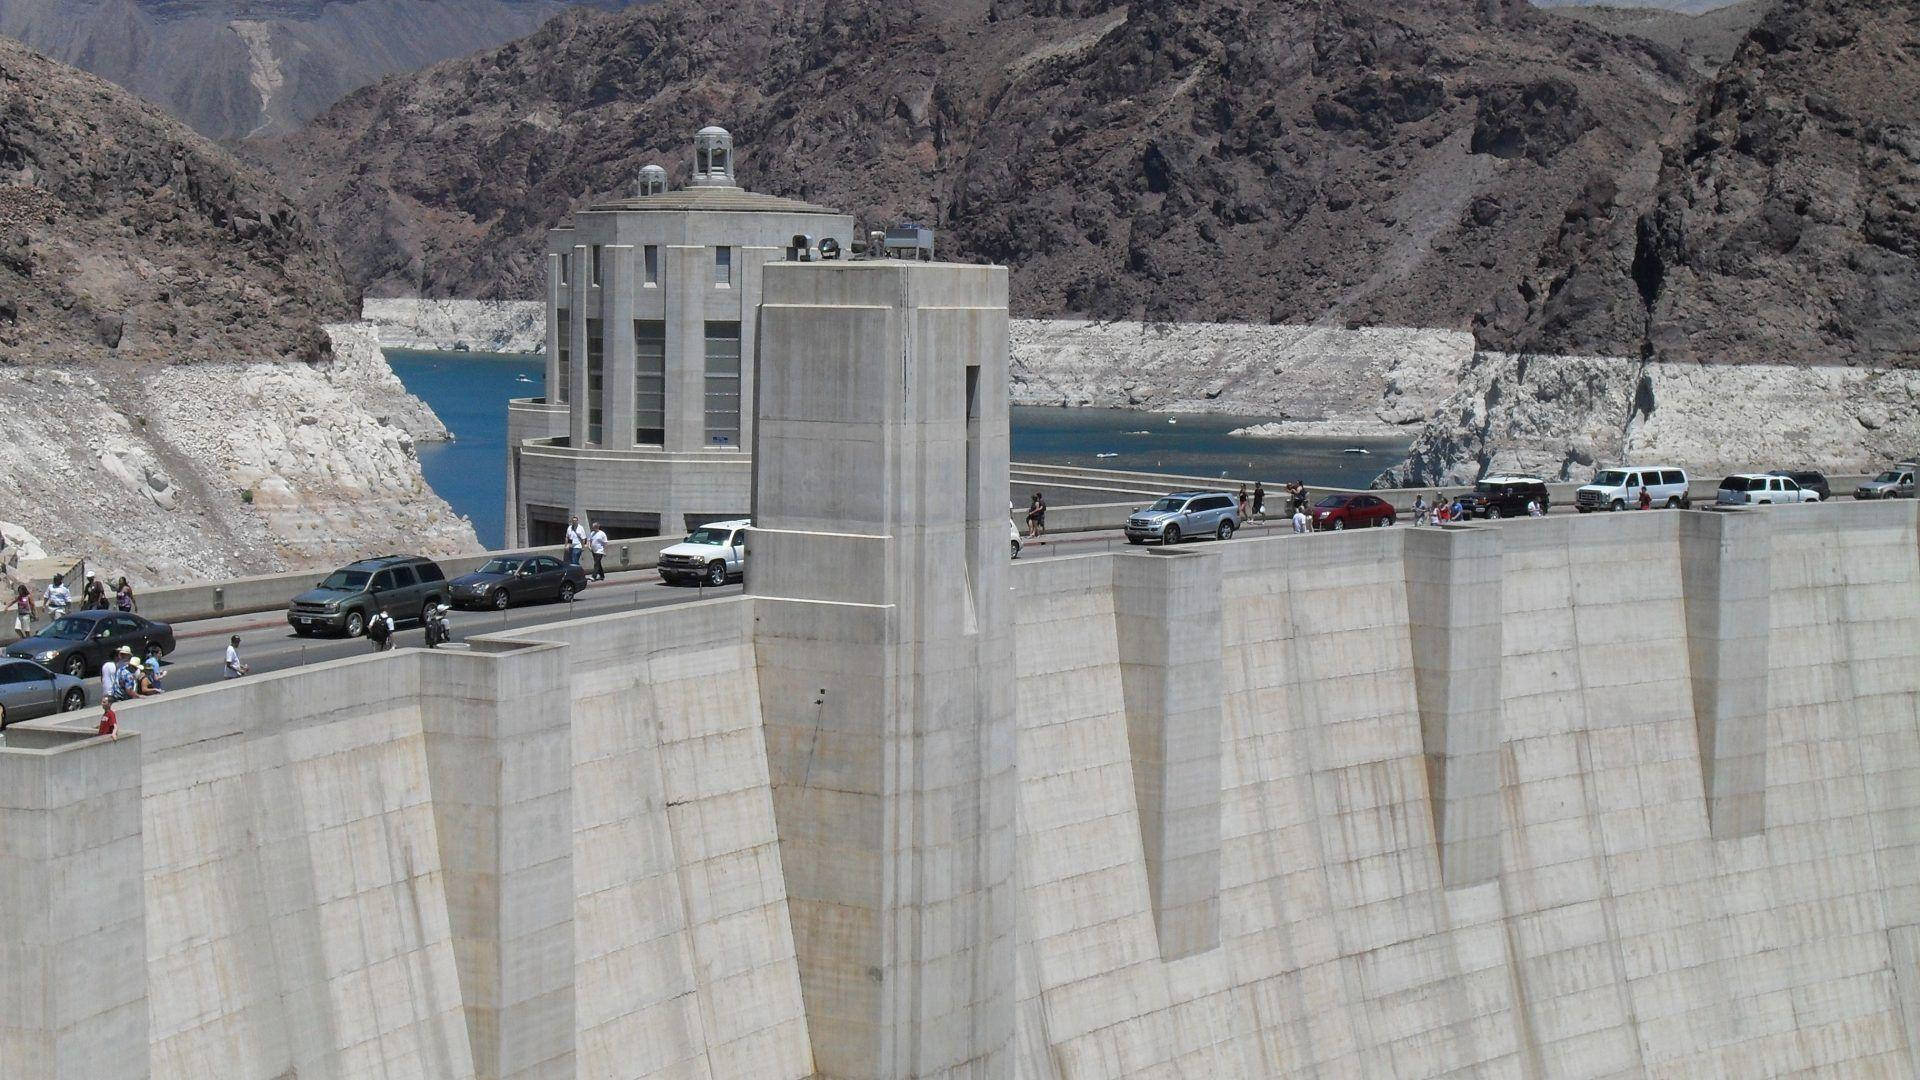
[424,605,453,649]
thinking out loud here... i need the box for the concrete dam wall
[11,498,1920,1078]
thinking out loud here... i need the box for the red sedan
[1312,493,1396,530]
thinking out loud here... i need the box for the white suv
[1576,466,1690,512]
[1716,473,1821,506]
[657,519,749,587]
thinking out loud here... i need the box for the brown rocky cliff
[1484,0,1920,366]
[256,0,1691,328]
[0,35,352,366]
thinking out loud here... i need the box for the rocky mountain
[0,0,639,141]
[1483,0,1920,367]
[257,0,1694,328]
[0,38,477,582]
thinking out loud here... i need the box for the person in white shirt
[588,523,609,581]
[102,645,131,701]
[1526,497,1544,518]
[1292,507,1310,534]
[224,635,250,679]
[41,574,70,622]
[564,517,587,566]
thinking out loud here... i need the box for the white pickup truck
[1715,473,1821,506]
[655,519,749,587]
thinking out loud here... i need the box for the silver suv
[1854,463,1916,500]
[1126,491,1241,545]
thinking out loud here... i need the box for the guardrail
[134,537,684,625]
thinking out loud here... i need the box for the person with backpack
[367,609,395,652]
[11,584,32,641]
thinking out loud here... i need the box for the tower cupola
[636,164,667,196]
[691,125,737,187]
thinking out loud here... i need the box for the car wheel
[707,561,727,587]
[491,588,510,611]
[344,610,366,638]
[1610,500,1625,512]
[420,600,437,626]
[60,687,84,713]
[65,653,86,678]
[1011,539,1021,559]
[558,582,576,603]
[1163,525,1181,545]
[1332,520,1345,531]
[1491,506,1505,519]
[1666,496,1681,509]
[1217,519,1235,541]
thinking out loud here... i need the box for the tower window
[559,253,570,284]
[591,245,602,286]
[644,245,659,286]
[714,246,732,286]
[635,320,665,445]
[703,321,741,447]
[586,318,604,446]
[554,308,570,404]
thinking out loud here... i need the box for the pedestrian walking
[41,574,69,623]
[224,635,250,679]
[564,516,587,566]
[1292,506,1309,534]
[588,522,609,581]
[1412,494,1427,527]
[1638,486,1653,511]
[11,584,32,641]
[1252,481,1266,522]
[114,577,137,612]
[113,657,140,701]
[1237,484,1250,520]
[82,571,107,610]
[1526,497,1543,518]
[102,645,130,702]
[367,610,395,652]
[1025,492,1047,539]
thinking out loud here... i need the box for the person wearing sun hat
[102,644,132,702]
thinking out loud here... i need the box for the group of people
[10,569,139,640]
[101,644,165,702]
[564,516,611,581]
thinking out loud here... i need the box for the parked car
[1462,475,1550,519]
[0,657,89,725]
[1125,492,1240,544]
[658,519,750,586]
[1854,463,1917,500]
[1767,470,1831,501]
[1576,466,1690,512]
[4,610,176,679]
[449,554,587,610]
[287,554,450,637]
[1311,493,1397,530]
[1716,473,1822,506]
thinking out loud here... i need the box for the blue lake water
[388,349,1409,546]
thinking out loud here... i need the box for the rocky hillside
[0,39,477,582]
[258,0,1692,327]
[0,0,640,141]
[1484,0,1920,366]
[0,34,349,364]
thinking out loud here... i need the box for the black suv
[1463,475,1550,519]
[1767,470,1831,501]
[287,554,450,637]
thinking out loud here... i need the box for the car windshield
[1594,470,1628,486]
[1148,498,1186,512]
[1315,495,1353,508]
[478,558,522,574]
[1874,470,1902,483]
[39,617,92,641]
[685,527,731,545]
[317,570,371,591]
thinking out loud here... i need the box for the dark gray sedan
[0,658,88,727]
[448,554,586,610]
[4,610,177,678]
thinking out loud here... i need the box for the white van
[1575,466,1690,512]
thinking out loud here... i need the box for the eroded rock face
[1487,0,1920,368]
[257,0,1689,331]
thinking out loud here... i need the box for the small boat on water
[1342,447,1371,455]
[1096,452,1118,459]
[515,374,533,383]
